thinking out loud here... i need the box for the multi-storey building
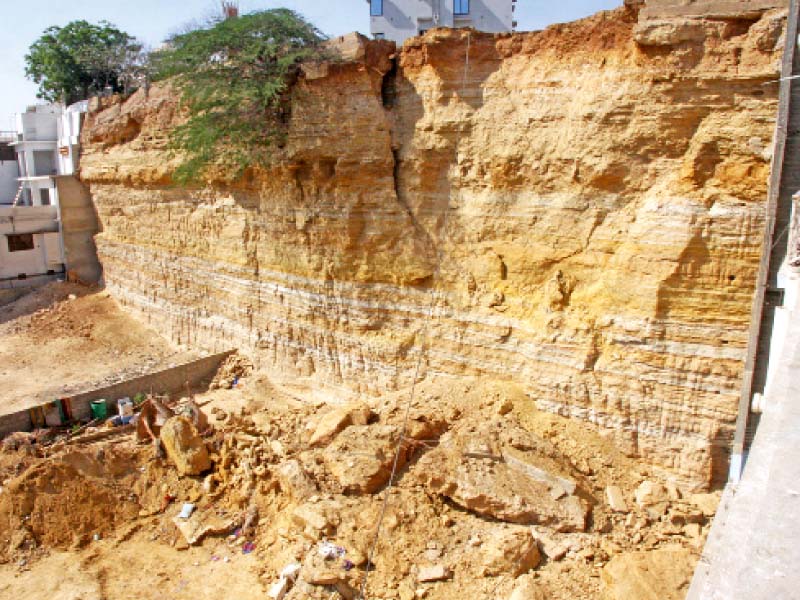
[368,0,516,45]
[0,102,87,284]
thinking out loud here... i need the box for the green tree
[151,8,326,184]
[25,20,141,104]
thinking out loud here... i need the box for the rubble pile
[209,354,255,390]
[0,374,716,599]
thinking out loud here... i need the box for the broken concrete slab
[505,453,577,496]
[530,529,571,562]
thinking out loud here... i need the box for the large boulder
[160,416,211,475]
[417,419,590,531]
[324,425,398,494]
[308,402,373,447]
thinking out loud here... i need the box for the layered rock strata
[79,3,786,488]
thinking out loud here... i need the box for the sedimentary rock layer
[79,3,786,488]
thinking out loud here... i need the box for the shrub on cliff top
[151,9,325,184]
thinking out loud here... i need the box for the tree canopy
[151,8,326,184]
[25,20,142,104]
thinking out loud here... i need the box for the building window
[370,0,383,16]
[33,150,56,176]
[40,189,51,206]
[454,0,470,15]
[0,143,14,162]
[7,234,35,253]
[374,33,386,40]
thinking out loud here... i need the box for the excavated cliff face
[79,4,786,489]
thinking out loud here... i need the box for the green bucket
[90,399,107,420]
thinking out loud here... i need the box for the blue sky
[0,0,620,128]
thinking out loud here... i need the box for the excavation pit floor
[0,282,197,416]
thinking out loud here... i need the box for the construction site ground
[0,283,196,415]
[0,289,721,600]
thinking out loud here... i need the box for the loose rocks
[160,417,211,476]
[481,528,540,577]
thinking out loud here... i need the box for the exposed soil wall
[78,4,786,489]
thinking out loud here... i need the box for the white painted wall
[16,106,60,142]
[370,0,514,44]
[0,161,18,205]
[0,102,85,277]
[0,232,63,279]
[58,101,87,176]
[0,205,62,278]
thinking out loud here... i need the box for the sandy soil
[0,282,195,416]
[0,369,712,600]
[0,541,267,600]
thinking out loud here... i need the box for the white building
[0,102,87,284]
[368,0,516,45]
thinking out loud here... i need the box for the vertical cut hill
[78,3,786,489]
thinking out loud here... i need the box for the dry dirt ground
[0,357,719,600]
[0,282,196,415]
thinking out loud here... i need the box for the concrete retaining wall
[0,275,59,304]
[0,350,234,438]
[56,175,102,284]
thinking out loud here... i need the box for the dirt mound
[0,444,143,557]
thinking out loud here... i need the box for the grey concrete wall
[0,272,60,292]
[0,350,234,438]
[56,175,102,284]
[641,0,787,19]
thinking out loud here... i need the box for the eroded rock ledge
[79,3,786,489]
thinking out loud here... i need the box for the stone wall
[0,351,233,437]
[78,7,787,489]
